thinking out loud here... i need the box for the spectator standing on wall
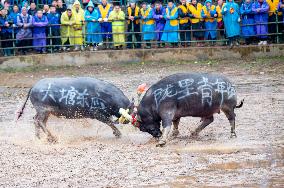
[140,2,155,49]
[32,10,48,53]
[57,0,67,16]
[0,8,13,56]
[43,4,50,16]
[266,0,279,43]
[201,0,218,45]
[47,5,62,51]
[28,2,37,16]
[126,1,141,49]
[51,0,58,7]
[252,0,269,45]
[21,0,30,10]
[216,0,225,45]
[72,0,84,51]
[3,1,11,12]
[98,0,113,49]
[178,0,191,47]
[278,0,284,31]
[9,4,20,35]
[188,0,204,47]
[108,3,125,49]
[153,1,166,48]
[84,0,102,51]
[60,6,76,51]
[161,0,179,47]
[65,0,75,8]
[221,0,241,48]
[240,0,255,45]
[16,7,32,55]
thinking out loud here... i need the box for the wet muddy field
[0,59,283,187]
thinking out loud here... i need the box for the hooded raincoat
[188,2,204,38]
[153,4,166,41]
[161,4,179,43]
[221,0,241,38]
[72,0,84,45]
[108,8,125,46]
[140,7,155,41]
[278,0,284,24]
[32,13,48,51]
[240,0,256,38]
[201,0,218,39]
[16,13,32,40]
[84,1,102,44]
[98,2,113,39]
[60,9,76,45]
[252,0,269,39]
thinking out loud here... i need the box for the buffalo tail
[15,88,32,121]
[235,98,245,108]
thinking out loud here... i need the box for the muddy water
[0,64,283,187]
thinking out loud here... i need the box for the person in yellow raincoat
[60,7,76,51]
[71,0,85,51]
[108,4,125,49]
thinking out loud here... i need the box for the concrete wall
[0,44,283,69]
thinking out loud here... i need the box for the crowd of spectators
[0,0,283,56]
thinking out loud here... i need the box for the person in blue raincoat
[240,0,255,45]
[161,0,179,47]
[201,0,218,45]
[252,0,269,45]
[153,1,166,47]
[98,0,113,49]
[9,4,20,35]
[47,6,61,52]
[279,0,284,29]
[221,0,241,48]
[0,8,14,56]
[84,1,102,51]
[32,10,49,53]
[140,2,155,49]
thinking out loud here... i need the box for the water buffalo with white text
[136,73,244,146]
[16,77,131,142]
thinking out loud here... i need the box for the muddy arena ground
[0,58,283,187]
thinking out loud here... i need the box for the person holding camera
[0,8,14,56]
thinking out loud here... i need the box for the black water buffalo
[16,77,131,142]
[136,73,244,146]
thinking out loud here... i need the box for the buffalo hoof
[113,131,122,138]
[156,140,167,147]
[171,130,180,138]
[190,132,198,139]
[47,135,58,144]
[230,132,237,138]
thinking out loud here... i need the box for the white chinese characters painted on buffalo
[40,84,107,111]
[153,77,236,108]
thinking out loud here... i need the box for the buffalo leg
[33,114,41,139]
[157,109,176,147]
[191,116,214,137]
[107,122,121,138]
[171,118,180,137]
[35,111,57,143]
[222,109,237,138]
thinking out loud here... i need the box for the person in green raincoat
[161,0,180,47]
[60,7,76,51]
[108,4,125,49]
[72,0,85,51]
[84,1,102,51]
